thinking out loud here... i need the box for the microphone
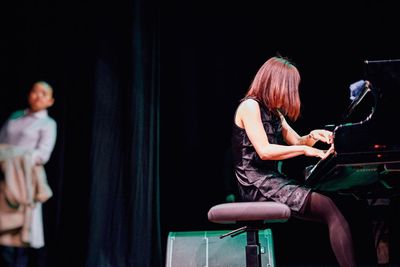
[365,59,400,64]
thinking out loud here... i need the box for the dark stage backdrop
[161,0,400,266]
[2,0,400,267]
[1,0,161,267]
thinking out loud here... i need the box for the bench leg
[246,229,261,267]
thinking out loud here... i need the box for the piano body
[304,59,400,197]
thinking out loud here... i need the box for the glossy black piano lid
[363,59,400,126]
[333,59,400,154]
[304,59,400,194]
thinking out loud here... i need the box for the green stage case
[165,229,275,267]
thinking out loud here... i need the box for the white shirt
[0,109,57,165]
[0,109,57,248]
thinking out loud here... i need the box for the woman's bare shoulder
[239,98,260,112]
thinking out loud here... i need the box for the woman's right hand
[303,146,327,158]
[304,144,335,159]
[323,144,335,159]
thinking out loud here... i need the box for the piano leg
[367,198,391,265]
[373,219,389,265]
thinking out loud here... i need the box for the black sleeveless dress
[232,97,311,213]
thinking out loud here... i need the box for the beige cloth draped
[0,144,52,247]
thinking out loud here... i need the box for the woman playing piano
[232,56,356,267]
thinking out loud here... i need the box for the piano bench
[207,201,291,267]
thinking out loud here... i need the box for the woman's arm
[280,114,332,146]
[237,99,326,160]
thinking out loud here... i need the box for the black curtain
[1,0,161,266]
[3,0,400,266]
[85,1,161,267]
[160,1,400,266]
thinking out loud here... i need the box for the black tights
[294,192,356,267]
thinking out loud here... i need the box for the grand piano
[304,59,400,198]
